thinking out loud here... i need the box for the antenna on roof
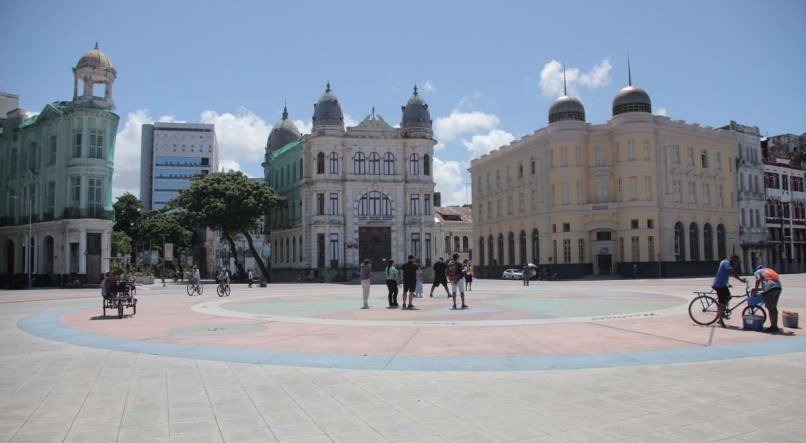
[627,53,632,86]
[562,63,568,96]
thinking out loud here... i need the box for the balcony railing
[356,214,393,222]
[63,207,113,220]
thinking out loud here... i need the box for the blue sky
[3,0,805,204]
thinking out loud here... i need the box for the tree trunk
[241,230,270,281]
[223,232,246,279]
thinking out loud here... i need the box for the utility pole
[160,233,167,287]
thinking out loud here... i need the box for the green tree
[169,171,284,280]
[136,210,194,253]
[111,231,133,257]
[113,192,143,239]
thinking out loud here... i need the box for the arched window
[299,235,303,262]
[508,232,515,265]
[444,236,451,254]
[717,224,727,258]
[689,223,700,261]
[409,153,419,175]
[488,235,494,266]
[497,233,504,265]
[479,237,485,266]
[329,152,338,174]
[423,154,431,176]
[462,236,469,252]
[368,152,381,175]
[674,222,686,261]
[454,236,460,253]
[531,228,540,263]
[703,223,714,261]
[285,237,290,263]
[292,237,296,263]
[519,230,527,265]
[353,152,366,174]
[383,153,395,174]
[316,152,325,174]
[357,191,392,216]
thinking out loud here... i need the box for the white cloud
[200,108,270,162]
[423,80,436,93]
[112,110,180,198]
[656,107,668,116]
[219,158,242,173]
[292,119,312,135]
[538,58,612,97]
[433,157,469,206]
[434,110,500,144]
[461,129,516,159]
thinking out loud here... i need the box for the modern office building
[0,44,119,285]
[469,72,741,278]
[264,84,436,281]
[140,122,219,210]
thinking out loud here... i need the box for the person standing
[712,255,747,327]
[360,259,373,309]
[429,257,451,298]
[752,265,783,333]
[465,260,473,291]
[247,269,254,288]
[522,263,531,286]
[385,259,399,308]
[414,261,424,298]
[448,253,468,309]
[400,255,418,309]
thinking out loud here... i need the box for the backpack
[447,260,461,282]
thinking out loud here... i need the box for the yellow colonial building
[469,78,740,278]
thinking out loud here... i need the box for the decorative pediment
[35,104,64,123]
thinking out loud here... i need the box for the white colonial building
[0,44,119,286]
[264,84,436,281]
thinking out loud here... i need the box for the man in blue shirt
[712,255,747,327]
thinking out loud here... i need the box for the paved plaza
[1,276,805,442]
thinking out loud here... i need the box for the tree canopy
[136,210,193,251]
[113,192,143,239]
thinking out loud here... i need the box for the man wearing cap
[752,265,783,333]
[712,255,747,327]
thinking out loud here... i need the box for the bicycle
[186,280,203,296]
[688,281,766,326]
[216,281,231,297]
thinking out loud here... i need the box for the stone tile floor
[1,277,804,442]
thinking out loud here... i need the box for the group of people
[359,254,473,310]
[711,254,784,333]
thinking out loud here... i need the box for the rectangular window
[530,157,536,174]
[617,179,623,201]
[316,193,324,215]
[411,233,420,258]
[717,185,724,206]
[576,181,584,204]
[561,182,569,205]
[595,147,606,167]
[496,200,502,218]
[330,233,339,267]
[530,189,536,210]
[507,195,513,215]
[575,146,582,166]
[701,149,708,168]
[424,194,431,215]
[487,201,492,218]
[578,239,584,262]
[562,223,570,232]
[424,233,431,262]
[703,183,711,205]
[10,149,18,177]
[70,176,81,206]
[517,161,523,179]
[518,192,524,214]
[687,146,694,166]
[644,176,653,201]
[49,136,57,165]
[88,177,103,208]
[596,182,607,202]
[673,145,681,165]
[560,147,568,166]
[631,236,640,262]
[89,129,104,159]
[553,239,558,263]
[643,139,650,160]
[689,182,697,204]
[629,177,638,201]
[506,165,511,184]
[628,140,635,160]
[631,219,639,229]
[329,193,339,215]
[674,179,682,203]
[410,194,420,215]
[29,143,38,172]
[715,152,722,170]
[47,181,56,215]
[648,236,655,261]
[647,219,654,229]
[561,238,572,263]
[596,231,612,241]
[73,132,82,158]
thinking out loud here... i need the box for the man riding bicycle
[217,267,231,288]
[712,255,747,328]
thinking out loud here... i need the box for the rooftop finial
[94,42,99,50]
[413,84,418,95]
[371,106,376,119]
[627,53,632,86]
[282,101,288,120]
[326,81,331,92]
[562,63,568,96]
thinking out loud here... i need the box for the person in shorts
[400,255,418,309]
[752,265,782,333]
[449,253,468,309]
[429,257,451,298]
[712,255,747,327]
[465,260,473,291]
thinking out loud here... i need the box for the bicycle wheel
[225,285,231,296]
[197,283,203,295]
[217,285,224,297]
[186,283,194,296]
[742,305,767,325]
[689,295,719,325]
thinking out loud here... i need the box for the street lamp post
[10,195,32,289]
[159,233,168,287]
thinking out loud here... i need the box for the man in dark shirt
[400,255,419,309]
[429,257,451,298]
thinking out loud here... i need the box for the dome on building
[266,105,301,153]
[76,43,114,70]
[312,82,344,129]
[548,95,585,123]
[612,85,652,116]
[401,85,432,130]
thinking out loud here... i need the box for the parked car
[502,269,524,280]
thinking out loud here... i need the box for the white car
[502,269,524,280]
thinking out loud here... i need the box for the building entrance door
[359,227,391,271]
[597,254,612,275]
